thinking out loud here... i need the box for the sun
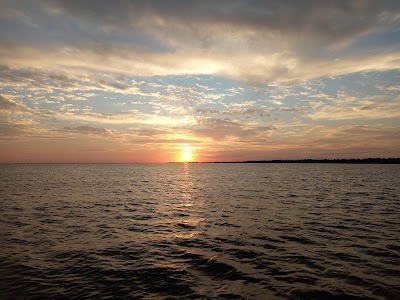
[182,152,192,162]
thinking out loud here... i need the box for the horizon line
[1,157,399,164]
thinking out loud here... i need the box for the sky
[0,0,399,163]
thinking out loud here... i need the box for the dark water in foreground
[0,163,399,299]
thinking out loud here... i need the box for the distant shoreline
[196,158,400,164]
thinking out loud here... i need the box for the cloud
[0,5,39,28]
[0,121,51,140]
[309,95,400,120]
[56,125,113,136]
[192,116,276,141]
[0,1,399,162]
[46,1,400,46]
[1,1,399,84]
[0,94,25,111]
[1,39,399,86]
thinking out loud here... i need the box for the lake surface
[0,163,399,299]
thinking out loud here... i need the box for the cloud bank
[0,1,399,162]
[1,0,399,83]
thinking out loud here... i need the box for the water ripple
[0,163,399,299]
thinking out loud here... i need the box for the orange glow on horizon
[178,144,197,162]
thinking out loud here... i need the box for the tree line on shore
[208,158,400,164]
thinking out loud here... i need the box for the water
[0,163,399,299]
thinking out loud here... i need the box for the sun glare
[182,152,192,162]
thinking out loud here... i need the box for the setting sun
[182,152,192,162]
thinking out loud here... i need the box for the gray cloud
[0,94,24,111]
[193,116,276,141]
[0,121,52,140]
[57,125,113,136]
[44,0,400,48]
[195,106,302,117]
[1,1,399,85]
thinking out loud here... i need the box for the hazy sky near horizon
[1,0,399,162]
